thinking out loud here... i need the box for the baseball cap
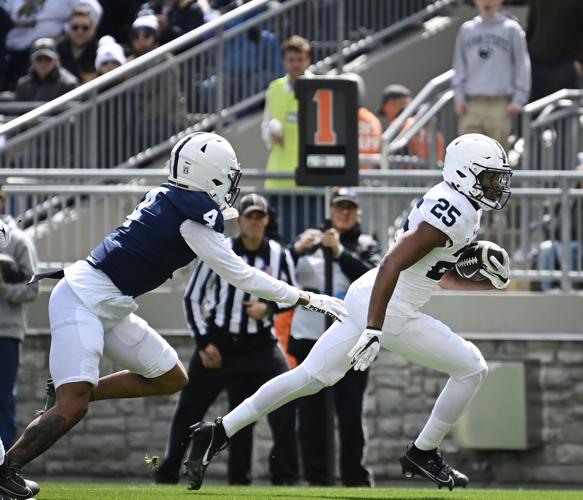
[331,187,359,207]
[239,193,268,215]
[31,38,58,60]
[377,84,412,114]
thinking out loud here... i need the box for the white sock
[223,365,324,437]
[415,370,486,450]
[0,438,5,465]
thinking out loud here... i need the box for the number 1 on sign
[313,89,337,145]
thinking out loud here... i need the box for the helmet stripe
[172,136,194,179]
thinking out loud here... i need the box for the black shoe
[0,458,38,499]
[184,417,228,490]
[35,378,55,417]
[399,443,469,490]
[154,467,179,485]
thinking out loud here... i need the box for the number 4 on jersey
[203,209,219,228]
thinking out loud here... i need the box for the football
[455,240,506,281]
[0,254,27,284]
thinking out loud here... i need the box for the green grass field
[34,484,583,500]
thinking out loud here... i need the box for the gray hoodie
[453,13,531,105]
[0,216,39,341]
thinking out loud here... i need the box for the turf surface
[34,484,583,500]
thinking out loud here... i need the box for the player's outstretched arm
[349,222,448,371]
[180,220,348,322]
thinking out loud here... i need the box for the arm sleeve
[511,25,532,106]
[183,260,213,345]
[180,219,301,305]
[0,234,39,304]
[452,26,467,103]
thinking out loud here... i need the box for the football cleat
[0,458,39,499]
[184,417,228,490]
[399,443,469,491]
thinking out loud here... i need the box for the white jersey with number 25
[355,181,481,317]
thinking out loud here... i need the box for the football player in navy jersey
[186,134,512,491]
[5,132,347,473]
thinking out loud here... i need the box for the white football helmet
[443,133,512,210]
[168,132,242,217]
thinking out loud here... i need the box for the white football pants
[223,282,488,451]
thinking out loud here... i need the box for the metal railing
[1,169,581,291]
[379,72,583,172]
[0,0,457,170]
[521,89,583,171]
[381,69,456,169]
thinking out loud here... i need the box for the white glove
[303,293,348,322]
[347,328,382,371]
[0,220,10,249]
[479,246,510,289]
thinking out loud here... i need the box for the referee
[155,194,299,486]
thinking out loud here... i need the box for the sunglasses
[70,24,91,32]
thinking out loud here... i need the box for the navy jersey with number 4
[88,184,224,298]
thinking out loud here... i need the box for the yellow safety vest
[265,76,299,189]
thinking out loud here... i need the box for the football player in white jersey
[185,133,512,491]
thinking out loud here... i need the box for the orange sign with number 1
[313,89,337,146]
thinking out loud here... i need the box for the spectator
[526,0,583,102]
[15,38,78,102]
[345,73,382,169]
[155,194,299,486]
[262,35,312,189]
[452,0,531,152]
[97,0,142,44]
[2,0,101,91]
[128,11,160,58]
[94,35,127,75]
[141,0,205,44]
[0,5,14,91]
[0,189,40,450]
[537,166,583,291]
[378,83,445,163]
[58,6,99,83]
[126,12,184,157]
[287,188,381,486]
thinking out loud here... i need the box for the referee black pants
[289,337,372,487]
[156,334,299,485]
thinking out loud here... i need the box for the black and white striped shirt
[184,236,297,346]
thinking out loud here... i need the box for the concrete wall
[15,329,583,484]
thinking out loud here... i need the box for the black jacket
[15,66,78,102]
[58,38,99,83]
[290,224,381,283]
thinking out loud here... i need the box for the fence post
[521,110,530,170]
[336,0,345,70]
[216,25,225,133]
[560,177,571,291]
[88,89,98,168]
